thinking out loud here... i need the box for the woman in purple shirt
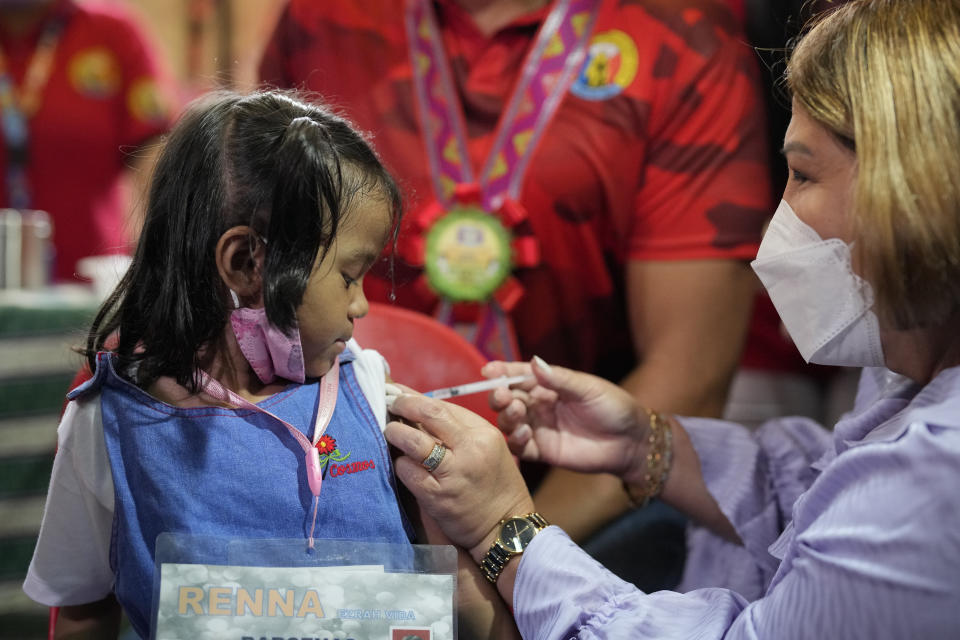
[384,0,960,637]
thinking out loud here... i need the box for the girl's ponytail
[262,115,342,331]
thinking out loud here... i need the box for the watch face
[499,517,538,553]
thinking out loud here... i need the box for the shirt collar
[841,364,960,449]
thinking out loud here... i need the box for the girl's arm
[26,399,121,639]
[387,402,520,639]
[399,489,522,640]
[377,354,519,637]
[54,596,122,640]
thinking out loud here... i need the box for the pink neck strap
[199,359,341,548]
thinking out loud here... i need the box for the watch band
[480,512,549,584]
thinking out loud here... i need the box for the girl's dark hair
[86,90,402,390]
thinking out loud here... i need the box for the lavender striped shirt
[514,366,960,638]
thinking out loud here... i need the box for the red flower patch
[316,435,337,454]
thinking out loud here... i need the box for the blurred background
[131,0,284,93]
[0,3,286,637]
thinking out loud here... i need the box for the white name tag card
[155,563,453,640]
[151,535,458,640]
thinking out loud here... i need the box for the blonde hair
[787,0,960,328]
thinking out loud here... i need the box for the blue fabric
[74,353,413,638]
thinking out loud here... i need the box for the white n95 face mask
[750,200,885,368]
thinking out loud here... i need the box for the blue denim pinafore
[70,352,413,637]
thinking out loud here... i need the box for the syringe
[424,375,534,399]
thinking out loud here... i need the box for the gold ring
[421,442,447,473]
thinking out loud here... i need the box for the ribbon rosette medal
[400,184,540,359]
[405,0,601,359]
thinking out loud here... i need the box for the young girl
[23,90,514,639]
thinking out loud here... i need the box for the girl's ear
[216,226,266,307]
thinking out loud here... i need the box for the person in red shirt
[260,0,773,583]
[0,0,172,283]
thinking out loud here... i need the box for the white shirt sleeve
[22,395,116,606]
[346,337,389,431]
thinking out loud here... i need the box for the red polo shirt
[261,0,778,379]
[0,0,172,282]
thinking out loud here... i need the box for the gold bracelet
[622,408,673,509]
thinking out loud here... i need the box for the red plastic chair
[353,302,495,423]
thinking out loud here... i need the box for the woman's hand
[384,392,535,561]
[484,357,648,482]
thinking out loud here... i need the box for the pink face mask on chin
[230,305,306,384]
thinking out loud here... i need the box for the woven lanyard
[405,0,600,212]
[0,13,66,209]
[199,358,340,549]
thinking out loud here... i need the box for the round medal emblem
[423,206,512,302]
